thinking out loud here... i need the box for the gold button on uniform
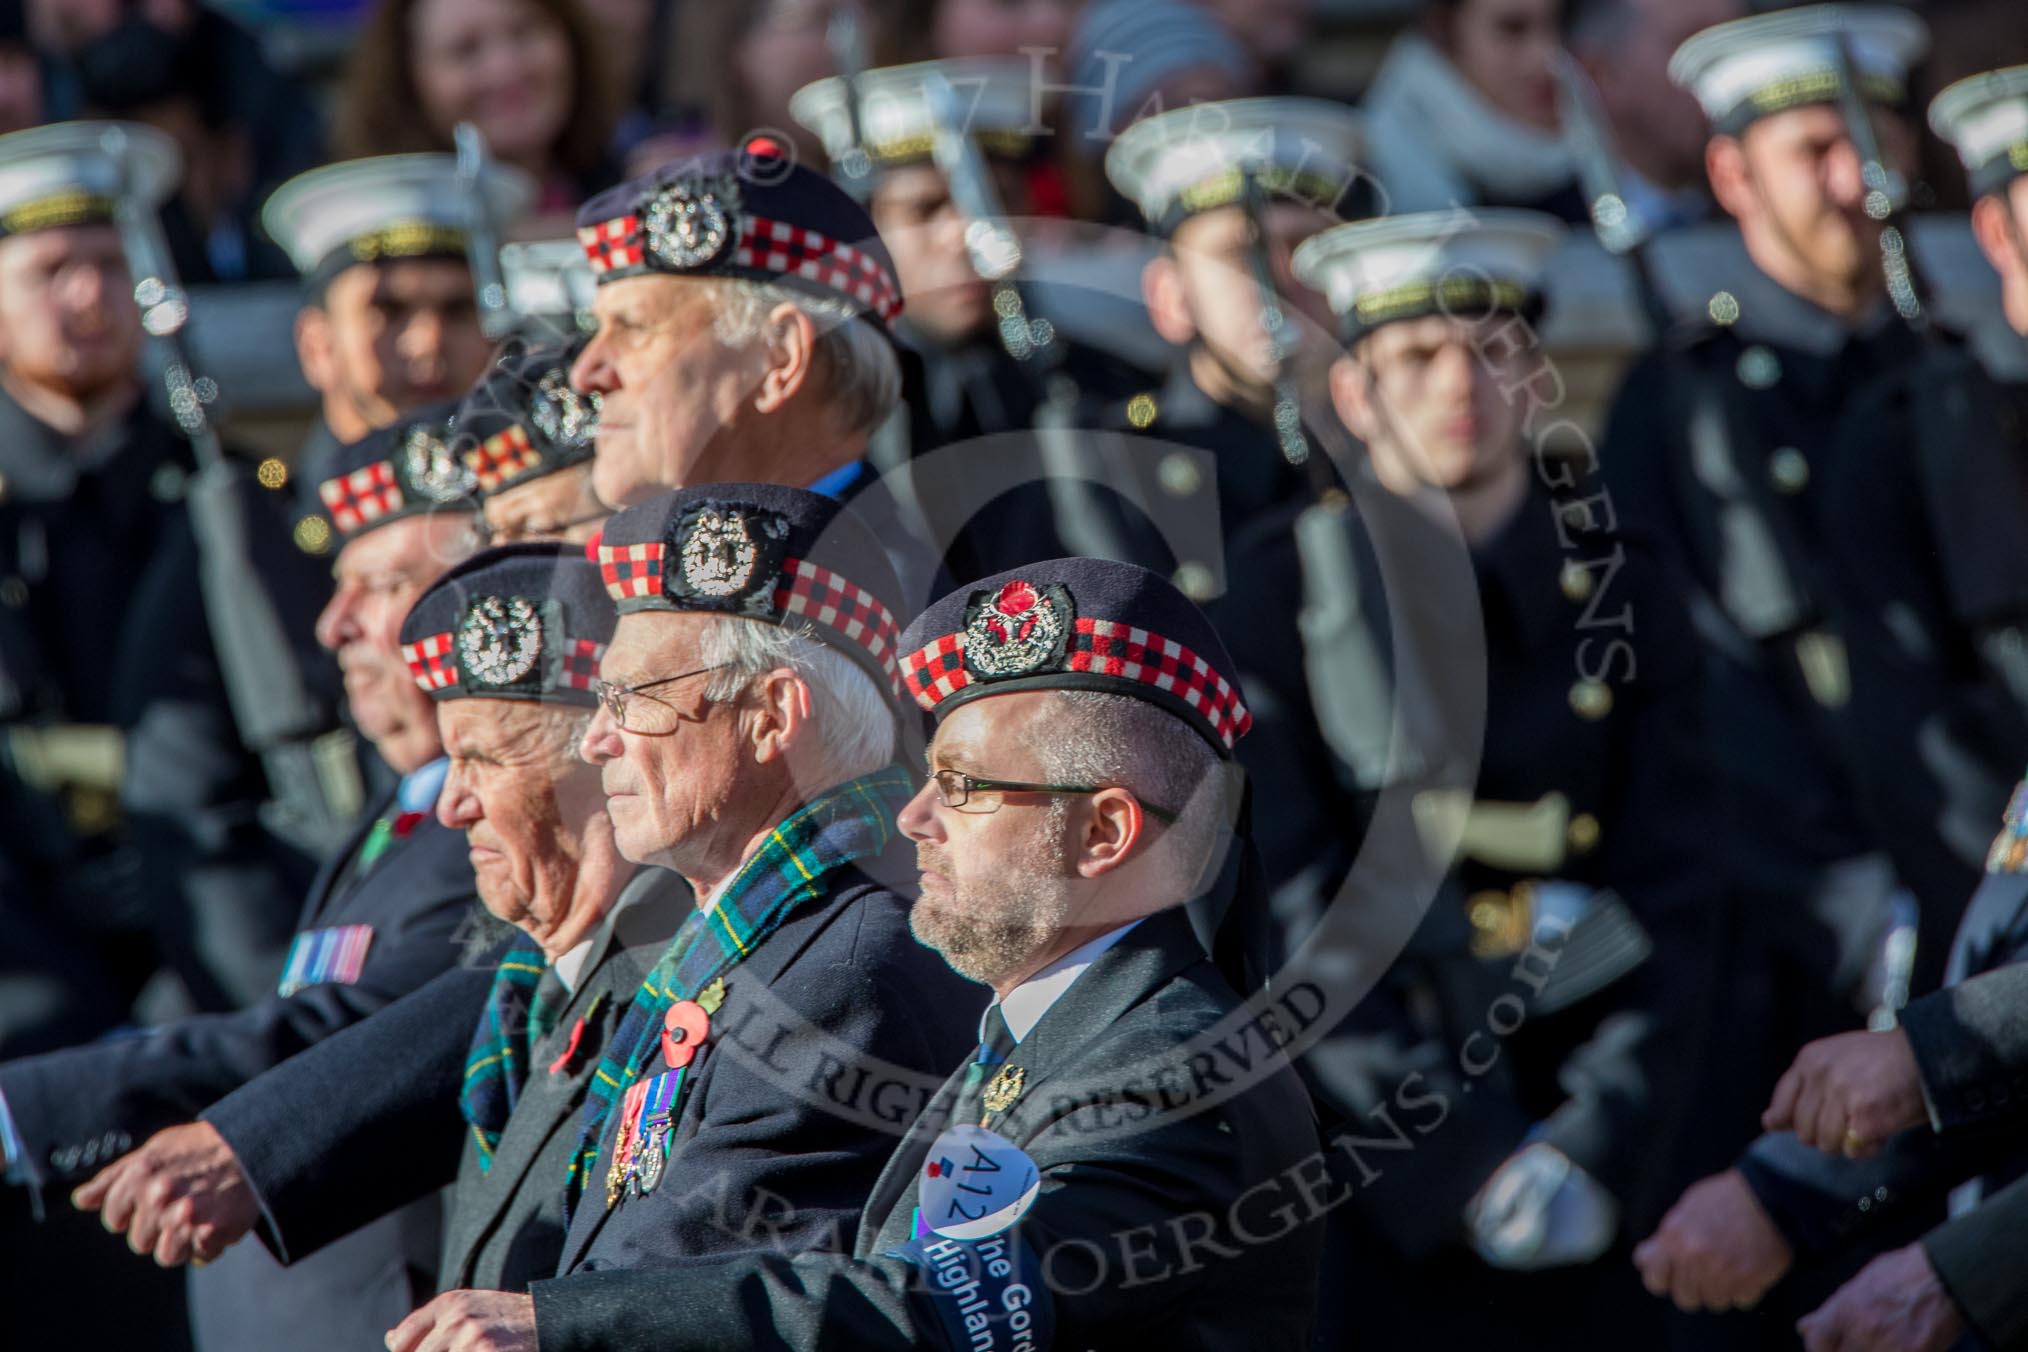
[293,516,334,555]
[1707,291,1741,326]
[1126,393,1158,429]
[1559,560,1594,602]
[256,457,290,491]
[1567,813,1601,855]
[1769,447,1810,494]
[1569,679,1613,720]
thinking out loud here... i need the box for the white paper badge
[919,1124,1041,1240]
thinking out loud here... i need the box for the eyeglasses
[591,664,730,734]
[929,769,1176,824]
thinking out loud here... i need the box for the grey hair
[711,278,902,439]
[694,614,895,788]
[1033,690,1227,896]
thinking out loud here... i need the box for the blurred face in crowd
[1708,103,1915,314]
[410,0,575,172]
[1971,177,2028,336]
[1577,0,1740,191]
[578,612,776,880]
[1146,201,1337,404]
[0,225,141,407]
[1436,0,1562,132]
[437,698,607,957]
[871,160,1032,344]
[932,0,1080,60]
[1197,0,1315,67]
[482,462,609,544]
[1331,311,1533,500]
[0,43,42,136]
[736,0,846,163]
[297,259,490,443]
[570,277,768,507]
[314,514,476,774]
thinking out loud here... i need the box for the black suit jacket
[529,907,1326,1352]
[441,875,686,1291]
[1926,1166,2028,1350]
[0,785,476,1187]
[1736,880,2028,1261]
[0,782,477,1352]
[196,870,688,1294]
[550,850,984,1276]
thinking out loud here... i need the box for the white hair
[1032,690,1228,896]
[712,278,902,439]
[695,614,896,788]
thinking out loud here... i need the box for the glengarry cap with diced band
[1104,97,1367,235]
[1292,208,1565,343]
[899,558,1253,756]
[790,57,1039,179]
[573,143,903,332]
[306,401,479,543]
[1669,4,1929,137]
[399,542,616,706]
[454,338,600,497]
[263,153,536,295]
[1931,66,2028,200]
[0,120,178,238]
[593,482,906,704]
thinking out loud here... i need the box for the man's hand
[1633,1168,1793,1311]
[70,1121,259,1267]
[1764,1028,1927,1158]
[387,1290,537,1352]
[1796,1242,1964,1351]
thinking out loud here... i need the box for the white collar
[551,871,653,994]
[983,920,1142,1045]
[552,935,597,995]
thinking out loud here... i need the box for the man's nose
[896,777,944,842]
[580,702,622,764]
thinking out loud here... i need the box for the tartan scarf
[561,768,914,1219]
[459,934,564,1172]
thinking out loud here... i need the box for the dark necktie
[955,1004,1019,1123]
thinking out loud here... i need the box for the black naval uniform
[194,869,687,1295]
[1823,344,2028,991]
[528,907,1326,1352]
[1257,477,1721,1349]
[1599,260,1935,1124]
[0,388,322,1055]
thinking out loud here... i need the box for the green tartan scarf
[459,935,566,1171]
[560,768,913,1219]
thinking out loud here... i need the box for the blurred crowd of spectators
[4,0,2026,291]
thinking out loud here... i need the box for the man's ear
[1075,787,1146,879]
[294,305,336,396]
[1328,353,1375,443]
[1706,134,1755,224]
[1142,254,1199,347]
[753,302,819,415]
[747,667,815,766]
[1970,193,2020,281]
